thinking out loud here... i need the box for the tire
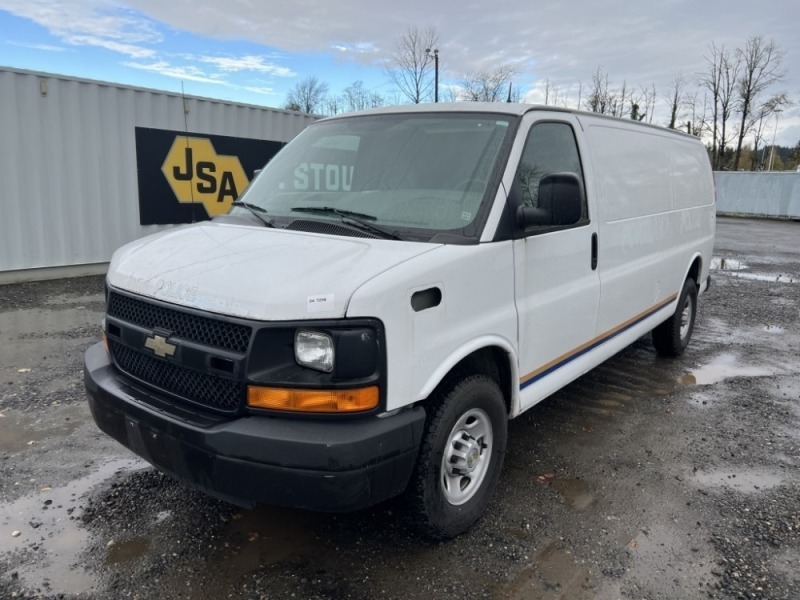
[653,277,697,357]
[406,374,507,540]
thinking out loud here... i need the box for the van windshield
[234,113,517,242]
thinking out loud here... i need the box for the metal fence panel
[715,172,800,219]
[0,67,316,273]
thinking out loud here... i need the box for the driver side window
[516,122,588,224]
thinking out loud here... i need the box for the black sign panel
[135,127,284,225]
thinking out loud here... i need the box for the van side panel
[346,242,518,412]
[582,121,714,338]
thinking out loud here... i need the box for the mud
[1,216,799,600]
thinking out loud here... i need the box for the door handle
[591,233,598,270]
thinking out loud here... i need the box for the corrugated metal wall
[715,172,800,219]
[0,67,317,273]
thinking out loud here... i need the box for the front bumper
[84,343,425,511]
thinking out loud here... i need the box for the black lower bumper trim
[84,343,425,512]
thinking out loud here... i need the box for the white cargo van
[85,104,715,539]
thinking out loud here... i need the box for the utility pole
[768,110,782,171]
[426,48,439,102]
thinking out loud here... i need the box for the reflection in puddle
[694,469,783,493]
[0,458,145,595]
[504,541,594,600]
[763,324,786,333]
[719,271,795,283]
[0,405,87,454]
[106,536,151,565]
[710,256,795,283]
[177,505,324,596]
[549,479,593,510]
[711,257,747,271]
[679,353,775,386]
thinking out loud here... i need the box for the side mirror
[515,172,583,229]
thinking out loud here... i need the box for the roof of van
[318,102,699,140]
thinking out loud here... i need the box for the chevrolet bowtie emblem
[144,334,177,358]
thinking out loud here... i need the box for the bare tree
[341,81,385,113]
[322,96,341,116]
[665,75,686,129]
[385,25,439,104]
[642,84,657,124]
[684,90,709,138]
[585,67,615,114]
[628,84,656,122]
[698,43,740,169]
[441,85,459,103]
[543,78,566,106]
[732,36,785,170]
[749,94,789,169]
[460,65,518,102]
[285,76,329,114]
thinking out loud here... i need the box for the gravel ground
[1,216,798,600]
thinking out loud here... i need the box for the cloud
[332,42,378,55]
[7,41,68,52]
[196,55,295,77]
[124,0,798,104]
[243,86,277,96]
[0,0,161,55]
[124,60,228,85]
[66,34,156,58]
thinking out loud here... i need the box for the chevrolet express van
[85,104,715,539]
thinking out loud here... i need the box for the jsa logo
[161,137,249,217]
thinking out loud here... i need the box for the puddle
[693,468,784,493]
[220,506,322,566]
[718,271,795,283]
[0,458,145,595]
[711,257,747,271]
[0,405,88,454]
[678,353,775,386]
[558,349,678,417]
[168,504,325,596]
[550,479,594,511]
[503,540,594,600]
[710,256,795,283]
[106,536,151,565]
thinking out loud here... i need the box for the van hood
[107,222,439,321]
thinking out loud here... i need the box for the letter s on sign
[294,163,309,190]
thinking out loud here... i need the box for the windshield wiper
[231,201,275,228]
[290,206,401,240]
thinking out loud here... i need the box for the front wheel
[653,277,697,357]
[405,374,507,540]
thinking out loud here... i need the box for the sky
[1,0,798,146]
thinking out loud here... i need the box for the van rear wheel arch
[653,276,697,357]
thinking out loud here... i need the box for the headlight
[294,330,334,372]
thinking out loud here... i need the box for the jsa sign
[163,137,248,216]
[136,127,283,225]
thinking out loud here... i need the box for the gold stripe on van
[519,293,678,388]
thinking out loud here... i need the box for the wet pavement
[1,216,799,599]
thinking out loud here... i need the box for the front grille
[110,340,243,412]
[108,292,252,353]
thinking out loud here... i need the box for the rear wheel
[653,277,697,356]
[406,374,507,540]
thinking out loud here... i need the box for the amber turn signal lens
[247,386,379,413]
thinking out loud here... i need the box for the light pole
[767,109,782,171]
[426,47,439,103]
